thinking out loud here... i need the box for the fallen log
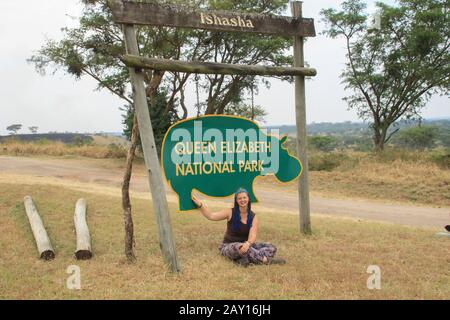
[23,196,55,260]
[74,199,92,260]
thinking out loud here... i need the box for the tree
[223,103,267,123]
[122,90,178,157]
[308,135,338,152]
[321,0,449,152]
[28,126,39,134]
[29,0,291,120]
[6,124,22,135]
[393,125,439,149]
[29,0,293,262]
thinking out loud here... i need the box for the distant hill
[266,119,450,137]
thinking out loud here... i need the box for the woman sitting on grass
[192,188,285,267]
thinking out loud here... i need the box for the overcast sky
[0,0,448,135]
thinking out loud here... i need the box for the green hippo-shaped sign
[162,115,302,211]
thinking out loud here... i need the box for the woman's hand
[239,241,251,255]
[192,195,231,221]
[192,195,203,208]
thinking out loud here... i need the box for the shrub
[70,135,93,147]
[392,126,439,150]
[430,148,450,169]
[308,135,338,152]
[308,152,352,171]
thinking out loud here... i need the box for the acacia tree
[28,126,39,134]
[29,0,292,261]
[321,0,449,151]
[7,124,22,135]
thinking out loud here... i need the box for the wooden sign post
[291,1,312,234]
[109,0,316,272]
[123,24,181,273]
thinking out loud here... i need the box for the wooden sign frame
[109,0,315,273]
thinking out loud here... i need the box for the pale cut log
[74,199,92,260]
[23,196,55,260]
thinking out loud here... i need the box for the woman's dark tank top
[222,210,255,243]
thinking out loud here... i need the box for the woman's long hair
[231,188,254,231]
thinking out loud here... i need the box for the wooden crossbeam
[122,54,317,77]
[108,0,316,37]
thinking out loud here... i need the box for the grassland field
[0,139,449,299]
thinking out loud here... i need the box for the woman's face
[236,192,249,208]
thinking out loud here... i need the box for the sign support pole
[291,1,312,234]
[122,24,181,272]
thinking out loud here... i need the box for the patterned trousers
[219,242,277,264]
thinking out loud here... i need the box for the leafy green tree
[122,90,177,157]
[29,0,292,120]
[436,127,450,148]
[308,135,338,152]
[6,124,22,135]
[223,103,267,122]
[393,125,439,149]
[321,0,449,152]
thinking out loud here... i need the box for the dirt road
[1,156,448,229]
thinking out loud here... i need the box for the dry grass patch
[259,151,450,207]
[0,140,127,159]
[0,183,448,299]
[311,155,450,206]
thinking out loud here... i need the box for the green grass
[0,183,449,299]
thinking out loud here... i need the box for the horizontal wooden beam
[108,0,316,37]
[122,54,317,77]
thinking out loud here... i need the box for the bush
[392,126,439,150]
[370,147,428,164]
[70,135,93,147]
[308,152,352,171]
[106,143,128,158]
[308,135,338,152]
[430,148,450,169]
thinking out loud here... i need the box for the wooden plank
[123,24,181,273]
[74,199,92,260]
[108,0,316,37]
[122,54,317,77]
[23,196,55,260]
[291,2,312,235]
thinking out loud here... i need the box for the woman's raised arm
[192,195,231,221]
